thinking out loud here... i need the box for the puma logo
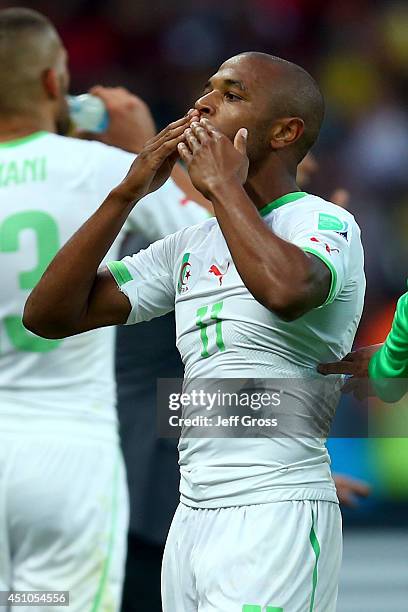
[209,262,230,285]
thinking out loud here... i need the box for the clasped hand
[178,118,249,199]
[118,110,249,203]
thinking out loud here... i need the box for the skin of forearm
[23,188,136,338]
[209,179,327,320]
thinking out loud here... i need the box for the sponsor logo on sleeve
[317,212,350,241]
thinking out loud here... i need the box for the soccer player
[0,7,210,611]
[25,52,366,610]
[319,289,408,402]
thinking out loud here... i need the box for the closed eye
[224,92,242,101]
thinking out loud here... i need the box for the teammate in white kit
[25,52,366,611]
[0,8,210,612]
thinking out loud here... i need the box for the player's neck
[0,114,56,143]
[245,156,299,210]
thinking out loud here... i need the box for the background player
[319,288,408,402]
[25,51,366,611]
[0,7,210,611]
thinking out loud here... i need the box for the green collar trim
[259,191,308,217]
[0,131,48,148]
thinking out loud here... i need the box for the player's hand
[76,86,157,153]
[177,118,249,199]
[333,474,371,507]
[116,110,199,201]
[317,344,383,400]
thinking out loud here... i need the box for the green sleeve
[368,290,408,402]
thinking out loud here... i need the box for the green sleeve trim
[309,509,321,612]
[302,247,338,306]
[107,260,133,286]
[0,131,48,148]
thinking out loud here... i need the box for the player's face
[194,56,276,162]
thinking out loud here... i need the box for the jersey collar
[0,131,48,148]
[259,191,308,217]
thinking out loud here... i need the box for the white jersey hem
[180,486,339,508]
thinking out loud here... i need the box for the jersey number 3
[0,211,62,353]
[196,301,225,358]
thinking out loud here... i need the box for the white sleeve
[287,209,354,305]
[93,141,135,201]
[107,233,176,324]
[127,177,211,241]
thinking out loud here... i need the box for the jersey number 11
[196,301,225,358]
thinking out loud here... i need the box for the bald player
[25,53,366,611]
[0,7,211,612]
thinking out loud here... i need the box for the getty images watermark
[167,386,280,433]
[168,388,282,411]
[157,377,408,439]
[157,378,341,438]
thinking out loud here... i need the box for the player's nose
[195,92,216,116]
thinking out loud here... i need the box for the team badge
[177,252,201,294]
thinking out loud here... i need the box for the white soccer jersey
[108,191,366,507]
[0,131,209,425]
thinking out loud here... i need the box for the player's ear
[269,117,304,150]
[42,67,59,100]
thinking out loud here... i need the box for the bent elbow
[270,303,305,322]
[22,306,39,335]
[263,289,308,322]
[22,306,65,340]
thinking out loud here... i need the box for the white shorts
[162,500,342,612]
[0,431,129,612]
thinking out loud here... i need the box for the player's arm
[319,290,408,402]
[23,113,195,339]
[178,118,330,321]
[368,293,408,392]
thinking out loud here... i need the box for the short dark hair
[0,7,61,115]
[0,7,52,31]
[271,56,325,162]
[237,52,325,163]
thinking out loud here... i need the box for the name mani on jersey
[0,157,47,188]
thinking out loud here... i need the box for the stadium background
[2,0,407,609]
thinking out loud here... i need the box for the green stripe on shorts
[309,509,321,611]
